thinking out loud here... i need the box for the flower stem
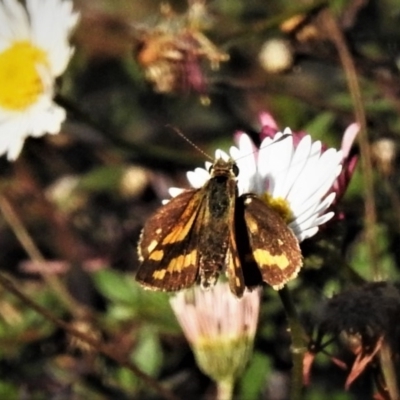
[379,339,399,400]
[216,377,235,400]
[279,286,307,400]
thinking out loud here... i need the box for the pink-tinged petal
[259,111,279,139]
[233,130,249,144]
[259,111,279,130]
[341,123,359,158]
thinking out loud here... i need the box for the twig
[0,195,84,316]
[321,9,379,279]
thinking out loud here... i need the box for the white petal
[27,0,78,76]
[277,135,312,197]
[312,212,335,226]
[0,0,30,40]
[230,134,258,194]
[168,187,185,198]
[258,132,294,196]
[294,226,319,242]
[215,149,229,161]
[6,137,24,160]
[287,147,341,211]
[187,168,209,188]
[341,123,359,157]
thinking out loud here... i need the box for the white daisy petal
[187,167,210,188]
[287,147,339,210]
[231,134,258,194]
[215,149,229,161]
[292,209,327,234]
[168,187,185,198]
[0,0,78,160]
[229,145,241,161]
[284,140,322,204]
[27,0,78,73]
[312,212,335,226]
[258,132,294,196]
[234,132,256,159]
[294,226,319,242]
[204,161,212,171]
[294,193,336,227]
[1,0,30,40]
[291,211,333,241]
[278,135,312,198]
[290,157,341,217]
[7,138,24,161]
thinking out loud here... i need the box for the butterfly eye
[232,164,239,176]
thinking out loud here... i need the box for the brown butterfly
[136,154,302,297]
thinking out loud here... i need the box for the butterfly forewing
[137,189,202,290]
[241,194,302,289]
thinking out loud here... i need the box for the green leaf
[132,326,163,376]
[93,269,138,304]
[93,270,180,332]
[0,382,18,398]
[237,351,271,400]
[77,165,125,193]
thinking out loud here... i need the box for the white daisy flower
[0,0,79,160]
[169,130,343,242]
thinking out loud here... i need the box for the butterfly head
[208,151,239,179]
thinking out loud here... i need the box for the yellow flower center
[260,192,293,223]
[0,41,48,111]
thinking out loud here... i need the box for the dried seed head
[371,138,397,177]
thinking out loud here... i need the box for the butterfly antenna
[166,124,213,161]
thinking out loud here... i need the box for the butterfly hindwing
[137,189,203,291]
[241,194,302,289]
[226,230,246,297]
